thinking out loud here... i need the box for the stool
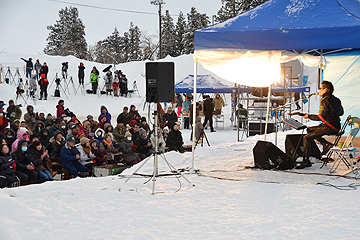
[61,168,71,180]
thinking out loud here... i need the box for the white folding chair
[329,127,360,175]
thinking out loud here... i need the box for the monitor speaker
[285,134,321,160]
[253,140,295,170]
[146,62,175,103]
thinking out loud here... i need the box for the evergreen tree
[161,10,176,58]
[184,7,210,54]
[174,11,187,57]
[44,6,88,59]
[127,22,142,61]
[215,0,267,23]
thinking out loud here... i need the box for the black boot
[295,159,312,169]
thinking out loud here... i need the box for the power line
[48,0,179,17]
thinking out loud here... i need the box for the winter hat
[140,117,146,123]
[45,122,52,128]
[86,115,93,120]
[84,121,91,128]
[80,137,89,145]
[26,105,33,112]
[117,118,124,124]
[163,126,169,132]
[9,99,14,104]
[32,140,41,148]
[68,122,76,130]
[139,128,146,136]
[77,131,85,137]
[89,139,98,146]
[54,130,63,138]
[124,131,132,138]
[104,123,112,131]
[130,104,135,110]
[123,106,128,110]
[50,116,57,120]
[95,128,105,138]
[129,120,137,127]
[13,119,20,124]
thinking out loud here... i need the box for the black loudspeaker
[285,134,321,160]
[253,140,295,170]
[146,62,175,103]
[249,123,274,136]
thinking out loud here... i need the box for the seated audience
[134,128,152,160]
[166,124,185,153]
[120,132,141,166]
[60,136,88,178]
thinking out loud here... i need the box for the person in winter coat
[49,130,65,163]
[78,62,85,85]
[113,120,127,144]
[56,99,66,118]
[195,116,204,140]
[150,128,165,153]
[90,139,106,166]
[112,74,119,96]
[0,109,8,135]
[120,132,141,165]
[20,121,33,137]
[11,129,29,151]
[139,117,150,133]
[38,128,50,148]
[103,71,113,95]
[61,62,68,79]
[117,106,131,126]
[83,121,94,139]
[60,136,88,177]
[90,68,99,94]
[189,102,202,126]
[48,118,65,139]
[75,137,97,172]
[98,106,112,125]
[4,128,15,148]
[39,73,49,100]
[98,114,109,130]
[34,59,42,79]
[166,124,184,153]
[27,140,52,180]
[134,128,152,160]
[182,96,191,129]
[162,108,178,130]
[162,126,169,144]
[176,94,183,117]
[0,144,20,187]
[104,123,114,140]
[10,139,38,182]
[6,99,22,125]
[94,128,105,146]
[100,133,120,164]
[129,124,140,142]
[40,62,49,78]
[32,120,45,137]
[21,57,33,78]
[202,96,215,132]
[11,119,20,136]
[213,93,225,112]
[129,105,140,121]
[24,105,37,130]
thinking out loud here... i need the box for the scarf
[104,140,112,146]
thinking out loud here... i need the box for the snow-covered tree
[127,22,142,61]
[215,0,267,23]
[184,7,210,54]
[174,11,187,57]
[140,30,158,61]
[161,10,176,58]
[44,6,88,59]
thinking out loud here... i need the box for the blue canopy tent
[175,74,237,94]
[188,0,360,169]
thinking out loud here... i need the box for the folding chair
[320,115,352,168]
[329,127,360,174]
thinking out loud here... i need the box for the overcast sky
[0,0,221,55]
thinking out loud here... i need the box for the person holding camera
[90,67,99,94]
[21,57,33,79]
[78,62,85,85]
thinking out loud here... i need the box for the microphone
[308,92,319,97]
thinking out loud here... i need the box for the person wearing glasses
[296,80,343,169]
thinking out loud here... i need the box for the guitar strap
[317,113,339,132]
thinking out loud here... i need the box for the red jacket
[0,116,8,134]
[56,105,65,118]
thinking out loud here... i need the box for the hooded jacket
[49,131,65,163]
[98,106,112,125]
[75,143,96,166]
[10,139,30,171]
[39,128,50,147]
[213,94,225,110]
[6,104,22,124]
[27,144,50,175]
[56,105,65,118]
[119,138,138,164]
[0,110,9,134]
[11,129,28,151]
[60,143,80,169]
[166,129,184,148]
[4,128,15,147]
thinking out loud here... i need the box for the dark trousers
[79,76,84,85]
[303,125,336,160]
[184,117,190,129]
[203,114,214,131]
[92,82,98,94]
[168,144,184,153]
[26,68,32,78]
[65,163,88,177]
[17,169,38,182]
[40,87,48,99]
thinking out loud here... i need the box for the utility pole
[150,0,165,59]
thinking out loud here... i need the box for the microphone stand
[269,92,318,146]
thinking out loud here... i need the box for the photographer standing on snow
[21,57,33,79]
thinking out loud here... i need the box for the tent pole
[264,84,272,141]
[191,57,197,170]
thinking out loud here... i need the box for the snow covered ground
[1,53,359,239]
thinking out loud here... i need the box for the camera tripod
[75,82,89,96]
[194,129,210,150]
[64,76,77,95]
[126,108,194,194]
[4,67,16,85]
[52,77,69,100]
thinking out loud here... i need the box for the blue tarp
[175,75,237,93]
[195,0,360,51]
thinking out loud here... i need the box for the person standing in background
[40,62,49,78]
[21,57,33,79]
[34,59,42,80]
[78,62,85,85]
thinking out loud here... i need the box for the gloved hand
[9,160,16,165]
[131,145,137,150]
